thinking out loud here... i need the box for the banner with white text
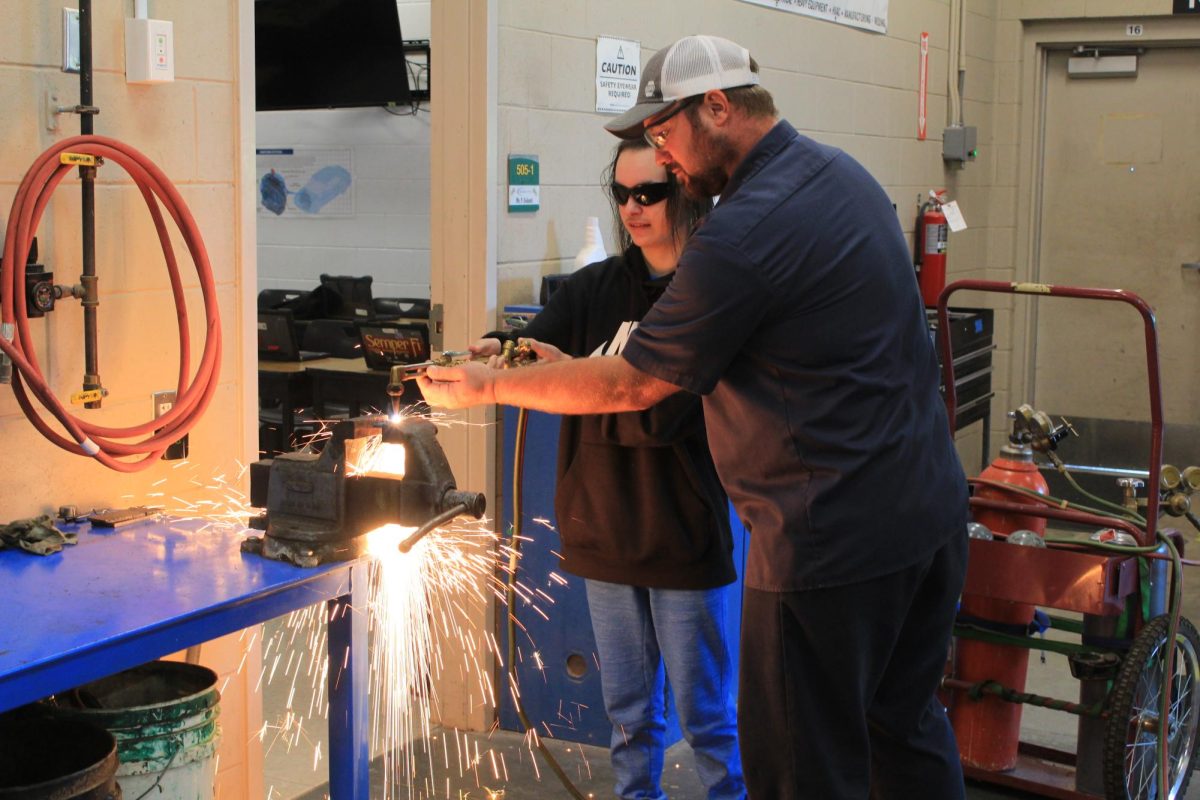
[737,0,887,34]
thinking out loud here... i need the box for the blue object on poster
[259,170,289,216]
[294,165,353,214]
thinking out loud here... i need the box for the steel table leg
[327,562,369,799]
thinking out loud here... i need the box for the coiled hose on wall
[0,135,221,472]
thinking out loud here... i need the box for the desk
[0,517,369,799]
[306,358,423,418]
[258,358,333,451]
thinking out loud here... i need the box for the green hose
[505,407,587,799]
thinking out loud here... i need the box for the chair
[319,274,374,320]
[301,319,361,359]
[373,297,430,320]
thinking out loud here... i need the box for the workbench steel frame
[0,517,369,799]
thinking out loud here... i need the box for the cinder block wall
[0,3,259,796]
[985,0,1181,444]
[256,0,433,301]
[493,0,1003,465]
[491,0,1189,461]
[494,2,988,301]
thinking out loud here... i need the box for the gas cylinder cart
[936,280,1200,800]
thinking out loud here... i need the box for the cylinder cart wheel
[1103,614,1200,799]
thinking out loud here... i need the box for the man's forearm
[493,355,678,414]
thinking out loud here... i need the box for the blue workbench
[0,516,369,799]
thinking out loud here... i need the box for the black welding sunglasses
[610,181,671,207]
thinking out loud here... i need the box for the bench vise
[244,415,486,567]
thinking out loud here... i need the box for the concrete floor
[264,530,1200,800]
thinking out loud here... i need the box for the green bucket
[46,661,221,800]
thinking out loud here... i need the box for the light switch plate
[62,8,80,73]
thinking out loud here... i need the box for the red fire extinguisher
[915,190,949,306]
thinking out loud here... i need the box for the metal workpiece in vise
[243,415,486,568]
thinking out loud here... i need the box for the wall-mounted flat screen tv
[255,0,412,111]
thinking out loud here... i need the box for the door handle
[1183,262,1200,271]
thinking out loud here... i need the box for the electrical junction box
[943,125,978,165]
[125,17,174,84]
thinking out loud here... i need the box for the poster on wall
[736,0,888,34]
[255,147,355,217]
[596,36,640,114]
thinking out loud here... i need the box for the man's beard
[674,124,739,199]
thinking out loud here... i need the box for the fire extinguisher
[915,190,949,307]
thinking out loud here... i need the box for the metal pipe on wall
[79,0,102,408]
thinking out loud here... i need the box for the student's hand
[520,337,570,364]
[419,362,495,409]
[469,337,506,369]
[469,337,502,357]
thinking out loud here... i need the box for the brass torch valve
[499,338,537,368]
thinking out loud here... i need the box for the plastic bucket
[46,661,221,800]
[0,715,120,799]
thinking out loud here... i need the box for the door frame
[1015,16,1200,406]
[429,0,499,732]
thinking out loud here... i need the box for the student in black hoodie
[471,140,745,800]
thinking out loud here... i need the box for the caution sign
[596,36,639,114]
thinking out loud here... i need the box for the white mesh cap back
[604,34,760,138]
[658,36,759,102]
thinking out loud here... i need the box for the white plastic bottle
[572,216,608,271]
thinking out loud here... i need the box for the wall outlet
[153,390,188,460]
[62,8,80,73]
[125,17,174,84]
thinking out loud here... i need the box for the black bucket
[43,661,220,799]
[0,715,120,800]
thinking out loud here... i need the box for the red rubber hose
[0,135,222,472]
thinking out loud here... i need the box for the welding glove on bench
[0,515,77,556]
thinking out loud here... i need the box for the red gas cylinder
[950,445,1048,772]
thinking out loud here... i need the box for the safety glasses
[610,181,671,207]
[643,96,700,149]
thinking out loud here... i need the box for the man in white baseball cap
[421,34,969,799]
[603,35,760,140]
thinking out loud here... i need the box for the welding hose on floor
[0,135,221,472]
[506,407,587,799]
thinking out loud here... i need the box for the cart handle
[936,280,1163,543]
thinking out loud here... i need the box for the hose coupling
[79,274,99,308]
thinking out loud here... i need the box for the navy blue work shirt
[622,120,968,592]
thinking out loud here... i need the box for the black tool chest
[928,307,995,437]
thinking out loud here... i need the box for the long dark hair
[601,138,710,255]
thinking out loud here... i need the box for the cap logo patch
[645,80,656,97]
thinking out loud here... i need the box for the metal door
[1033,46,1200,468]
